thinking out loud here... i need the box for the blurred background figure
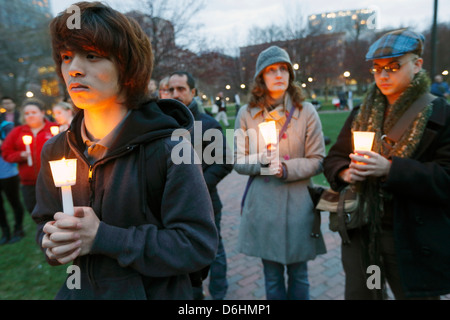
[2,99,57,215]
[215,92,229,127]
[430,75,449,98]
[158,76,171,99]
[1,97,22,127]
[52,101,74,132]
[148,78,158,98]
[0,119,25,244]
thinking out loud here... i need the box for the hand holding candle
[22,135,33,166]
[49,158,77,216]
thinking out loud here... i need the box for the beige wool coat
[234,96,327,264]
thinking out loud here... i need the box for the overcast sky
[51,0,450,49]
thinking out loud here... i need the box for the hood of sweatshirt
[68,98,194,156]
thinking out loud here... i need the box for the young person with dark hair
[32,2,217,300]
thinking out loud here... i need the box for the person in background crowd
[32,1,217,300]
[234,93,241,117]
[234,45,326,300]
[158,76,171,99]
[1,96,22,127]
[430,74,449,98]
[148,78,158,98]
[169,71,232,300]
[215,92,229,127]
[52,101,74,132]
[0,119,26,244]
[2,99,57,215]
[323,29,450,300]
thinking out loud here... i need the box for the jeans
[262,259,310,300]
[208,211,228,300]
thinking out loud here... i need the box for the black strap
[382,93,435,149]
[241,105,296,213]
[337,188,351,245]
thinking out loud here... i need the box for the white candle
[353,131,375,151]
[353,131,375,165]
[258,121,278,151]
[22,135,33,167]
[49,158,77,216]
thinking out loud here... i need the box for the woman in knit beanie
[234,46,326,300]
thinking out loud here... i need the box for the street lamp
[225,85,231,90]
[293,63,299,71]
[240,84,246,89]
[442,70,449,76]
[343,71,351,78]
[26,91,34,98]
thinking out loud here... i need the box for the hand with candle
[42,207,100,264]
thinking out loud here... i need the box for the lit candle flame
[258,121,278,147]
[49,158,77,216]
[353,131,375,151]
[22,135,32,145]
[50,126,60,136]
[49,158,77,187]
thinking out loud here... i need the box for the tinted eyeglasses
[370,58,416,75]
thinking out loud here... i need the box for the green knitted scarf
[351,70,433,298]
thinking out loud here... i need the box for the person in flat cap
[324,29,450,300]
[234,45,326,300]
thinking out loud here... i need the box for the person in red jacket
[2,99,57,217]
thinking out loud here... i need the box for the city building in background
[308,8,378,35]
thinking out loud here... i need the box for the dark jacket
[32,99,218,300]
[323,97,450,298]
[187,99,233,214]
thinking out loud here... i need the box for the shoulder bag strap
[383,93,436,146]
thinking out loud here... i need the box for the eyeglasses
[370,58,416,75]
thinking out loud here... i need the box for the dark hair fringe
[50,1,154,109]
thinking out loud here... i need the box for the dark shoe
[0,227,11,245]
[8,229,25,244]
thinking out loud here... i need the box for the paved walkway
[203,170,450,300]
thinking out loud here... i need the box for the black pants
[20,184,36,214]
[341,226,439,300]
[0,175,25,231]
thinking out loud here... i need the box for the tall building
[308,8,378,35]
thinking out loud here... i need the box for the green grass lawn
[0,202,67,299]
[0,105,349,300]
